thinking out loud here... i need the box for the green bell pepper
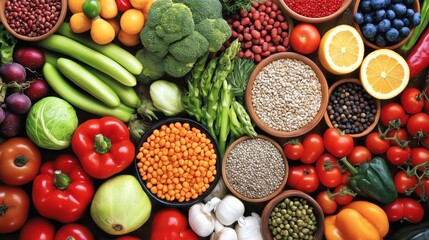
[82,0,101,19]
[340,157,397,204]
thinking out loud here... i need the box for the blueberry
[406,8,414,17]
[386,9,396,20]
[378,19,391,32]
[364,13,374,23]
[362,23,378,38]
[412,13,421,26]
[386,28,400,42]
[399,27,411,37]
[375,9,386,22]
[392,3,407,17]
[375,34,386,47]
[354,13,365,25]
[392,18,404,29]
[385,0,391,5]
[360,0,372,13]
[370,0,387,10]
[403,17,410,26]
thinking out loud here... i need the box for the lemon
[318,25,365,75]
[360,49,410,100]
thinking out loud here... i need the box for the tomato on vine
[315,153,342,188]
[406,112,429,137]
[380,103,408,127]
[332,184,356,205]
[365,132,390,154]
[386,146,411,166]
[411,147,429,172]
[394,171,418,194]
[316,190,337,215]
[288,165,319,193]
[386,128,409,146]
[283,138,304,161]
[347,146,372,165]
[300,133,324,164]
[384,198,424,223]
[400,87,424,114]
[323,128,354,158]
[414,177,429,200]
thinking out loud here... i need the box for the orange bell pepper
[324,201,389,240]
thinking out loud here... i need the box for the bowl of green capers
[261,190,324,240]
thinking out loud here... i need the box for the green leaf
[0,23,17,64]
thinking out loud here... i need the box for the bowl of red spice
[274,0,353,23]
[0,0,67,42]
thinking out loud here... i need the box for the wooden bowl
[222,135,289,203]
[324,78,381,138]
[261,190,325,240]
[274,0,352,23]
[0,0,67,42]
[352,0,420,49]
[245,52,329,138]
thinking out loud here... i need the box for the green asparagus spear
[218,80,232,156]
[232,100,257,137]
[200,57,218,103]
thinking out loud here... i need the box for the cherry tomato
[55,223,94,240]
[288,165,319,193]
[347,146,372,165]
[290,23,321,54]
[406,112,429,137]
[386,146,411,166]
[19,217,55,240]
[333,184,355,205]
[415,177,429,199]
[394,171,418,194]
[380,103,408,127]
[365,132,390,154]
[283,138,304,161]
[316,190,337,215]
[116,237,141,240]
[386,128,409,146]
[323,128,354,158]
[0,185,30,234]
[411,147,429,172]
[341,171,352,185]
[300,133,324,164]
[384,197,424,223]
[315,153,342,188]
[400,88,424,114]
[0,137,42,186]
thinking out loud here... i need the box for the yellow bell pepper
[324,201,389,240]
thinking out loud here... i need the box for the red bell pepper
[151,208,198,240]
[32,154,94,223]
[406,27,429,78]
[116,0,132,12]
[71,116,135,179]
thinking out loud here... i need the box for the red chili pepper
[71,116,135,179]
[116,0,132,12]
[151,208,198,240]
[32,154,94,223]
[406,27,429,78]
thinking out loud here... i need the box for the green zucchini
[388,221,429,240]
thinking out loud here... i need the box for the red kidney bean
[252,45,262,54]
[254,20,262,30]
[241,17,250,26]
[272,3,279,11]
[248,12,253,18]
[244,27,250,33]
[258,5,266,12]
[251,30,261,39]
[240,9,248,17]
[268,18,274,25]
[265,25,273,31]
[262,42,269,51]
[243,41,253,49]
[276,45,287,52]
[238,51,245,58]
[252,38,259,44]
[252,2,260,8]
[271,28,278,38]
[283,37,290,47]
[262,20,268,26]
[280,22,288,30]
[231,30,238,38]
[250,25,255,31]
[244,32,252,41]
[273,35,282,44]
[265,35,272,42]
[258,38,265,44]
[268,46,276,52]
[277,14,285,22]
[237,34,244,41]
[281,31,288,38]
[244,49,253,58]
[262,51,271,57]
[253,11,260,20]
[261,30,267,37]
[273,21,280,28]
[255,54,262,62]
[266,1,272,6]
[232,20,240,28]
[266,7,272,13]
[227,18,233,24]
[237,25,244,32]
[277,27,283,34]
[269,11,277,19]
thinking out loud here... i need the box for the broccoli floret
[155,3,195,44]
[163,54,195,78]
[146,0,174,28]
[135,48,165,84]
[195,18,231,52]
[140,26,169,58]
[168,31,209,63]
[173,0,222,23]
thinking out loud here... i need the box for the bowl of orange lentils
[134,117,221,207]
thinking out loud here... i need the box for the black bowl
[134,117,221,207]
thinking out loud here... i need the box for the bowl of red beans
[274,0,353,23]
[0,0,67,42]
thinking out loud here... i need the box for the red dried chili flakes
[284,0,344,18]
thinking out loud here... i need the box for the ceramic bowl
[352,0,420,49]
[222,135,289,203]
[260,190,325,240]
[245,52,329,138]
[324,78,381,138]
[0,0,67,42]
[274,0,352,23]
[134,117,221,207]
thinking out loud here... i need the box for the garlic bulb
[188,197,221,237]
[204,178,228,203]
[210,220,238,240]
[235,212,263,240]
[214,194,245,226]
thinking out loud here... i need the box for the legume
[136,122,217,202]
[252,58,322,132]
[5,0,62,37]
[225,137,285,199]
[328,82,377,134]
[284,0,344,18]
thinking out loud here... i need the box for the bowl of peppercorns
[0,0,67,42]
[324,78,381,138]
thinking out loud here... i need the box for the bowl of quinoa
[222,135,289,203]
[245,52,329,138]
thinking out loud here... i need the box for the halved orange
[360,49,410,100]
[318,25,365,75]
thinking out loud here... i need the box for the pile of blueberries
[353,0,421,47]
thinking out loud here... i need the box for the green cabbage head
[26,96,78,150]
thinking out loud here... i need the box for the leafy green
[221,0,255,18]
[227,58,255,104]
[0,23,17,64]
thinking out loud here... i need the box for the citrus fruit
[318,25,365,75]
[360,49,410,100]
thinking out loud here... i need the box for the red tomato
[290,23,321,54]
[347,146,372,165]
[384,198,424,223]
[406,112,429,137]
[386,146,411,166]
[365,132,390,154]
[316,190,337,215]
[323,128,354,158]
[400,88,424,114]
[380,103,408,127]
[283,139,304,161]
[19,217,55,240]
[315,153,342,188]
[288,165,319,193]
[341,171,352,185]
[333,184,355,205]
[55,223,94,240]
[386,128,409,146]
[0,185,30,234]
[415,177,429,199]
[300,133,324,164]
[411,147,429,172]
[116,237,141,240]
[394,171,418,194]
